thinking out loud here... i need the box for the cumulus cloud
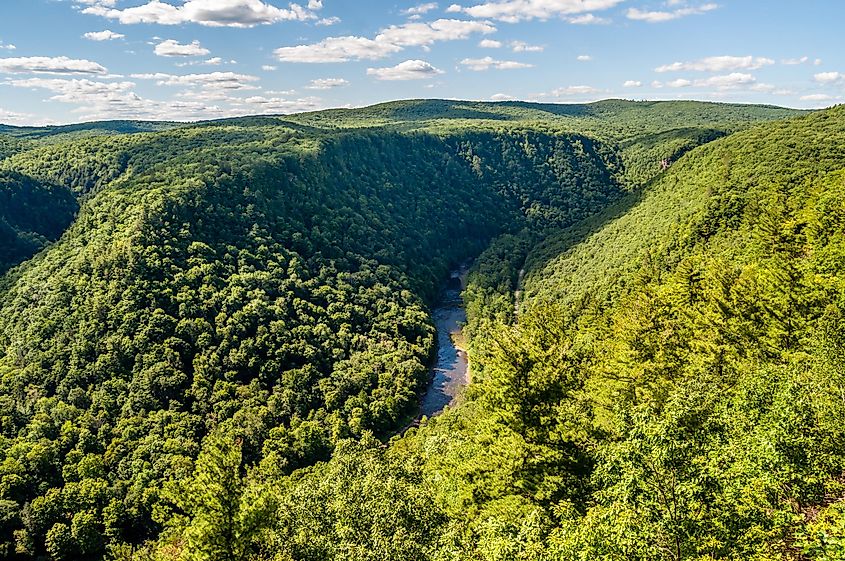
[275,19,494,63]
[460,56,533,70]
[275,36,401,63]
[576,54,591,61]
[800,94,839,101]
[447,0,623,23]
[567,13,609,24]
[549,85,602,96]
[82,0,316,28]
[83,30,124,41]
[231,94,325,113]
[306,77,349,89]
[403,2,439,15]
[366,59,444,80]
[623,80,642,87]
[0,107,34,125]
[655,55,774,73]
[374,19,495,47]
[662,72,758,90]
[154,39,210,57]
[0,56,107,75]
[8,77,136,103]
[627,3,718,22]
[174,57,227,67]
[490,93,516,100]
[479,39,541,51]
[0,43,16,51]
[781,56,809,65]
[510,40,543,52]
[131,71,260,89]
[814,71,843,84]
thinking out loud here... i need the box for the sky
[0,0,843,125]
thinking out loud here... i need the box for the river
[419,266,470,418]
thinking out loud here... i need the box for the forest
[0,98,843,560]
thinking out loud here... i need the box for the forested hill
[398,104,845,561]
[0,99,805,560]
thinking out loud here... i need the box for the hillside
[394,104,845,561]
[0,99,816,560]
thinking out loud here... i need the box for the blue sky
[0,0,842,125]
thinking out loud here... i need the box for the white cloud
[233,95,324,113]
[490,93,516,100]
[0,107,34,125]
[0,56,107,75]
[510,40,543,52]
[666,78,692,87]
[306,77,349,89]
[655,55,774,73]
[548,85,602,96]
[448,0,623,22]
[131,71,260,89]
[0,43,16,51]
[781,56,809,65]
[814,71,842,84]
[460,56,533,70]
[262,64,277,71]
[275,19,494,63]
[366,59,444,80]
[316,16,340,25]
[174,57,225,67]
[699,72,755,88]
[4,62,324,122]
[800,93,839,103]
[623,80,642,87]
[8,77,136,103]
[375,19,495,47]
[307,0,322,8]
[662,72,758,90]
[83,0,316,28]
[627,3,717,22]
[576,54,591,61]
[478,38,541,51]
[403,2,439,15]
[275,36,401,63]
[83,29,125,41]
[154,39,210,57]
[567,13,609,24]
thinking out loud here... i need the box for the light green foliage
[436,105,845,560]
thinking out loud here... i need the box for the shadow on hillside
[523,186,648,282]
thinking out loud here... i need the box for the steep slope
[388,105,845,561]
[0,171,77,274]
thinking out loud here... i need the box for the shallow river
[419,268,470,418]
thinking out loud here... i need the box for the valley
[0,99,843,561]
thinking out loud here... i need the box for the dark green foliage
[0,171,77,273]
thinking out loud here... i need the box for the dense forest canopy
[1,98,840,560]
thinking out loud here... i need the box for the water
[419,269,470,418]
